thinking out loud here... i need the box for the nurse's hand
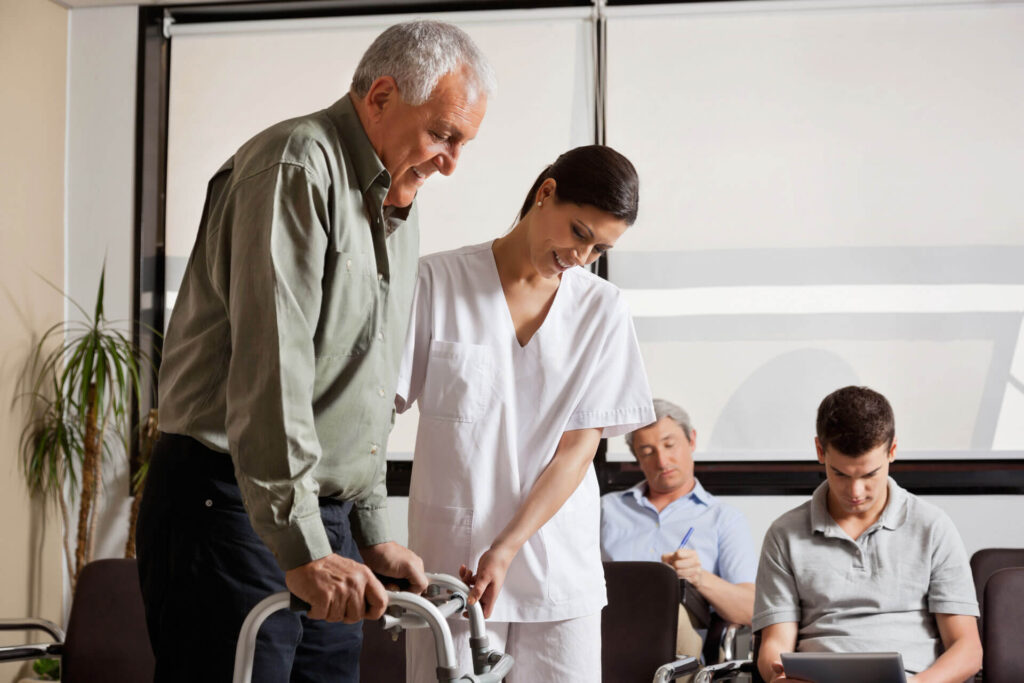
[661,548,704,588]
[460,545,515,619]
[285,554,388,623]
[359,541,429,595]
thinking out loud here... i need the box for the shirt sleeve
[926,511,979,617]
[215,161,332,571]
[715,506,759,585]
[752,523,802,631]
[395,262,431,414]
[564,291,655,437]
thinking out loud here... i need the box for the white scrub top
[396,241,655,622]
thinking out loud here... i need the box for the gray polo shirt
[753,478,978,674]
[159,95,419,570]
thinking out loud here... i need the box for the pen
[677,526,695,551]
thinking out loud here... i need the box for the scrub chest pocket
[420,341,494,422]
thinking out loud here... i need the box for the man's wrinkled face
[816,437,896,520]
[368,69,487,208]
[632,417,696,497]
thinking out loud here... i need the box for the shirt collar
[623,478,713,508]
[325,95,411,222]
[811,476,908,535]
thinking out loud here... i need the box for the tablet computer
[780,652,907,683]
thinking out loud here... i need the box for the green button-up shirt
[159,95,419,570]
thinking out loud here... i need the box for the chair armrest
[680,580,711,628]
[694,659,754,683]
[652,656,700,683]
[0,618,66,643]
[0,642,62,663]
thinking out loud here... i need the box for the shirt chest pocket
[318,250,377,358]
[420,341,494,422]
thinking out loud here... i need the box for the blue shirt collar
[622,478,713,509]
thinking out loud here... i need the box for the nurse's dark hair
[815,386,895,457]
[517,145,639,225]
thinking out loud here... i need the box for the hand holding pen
[661,526,704,588]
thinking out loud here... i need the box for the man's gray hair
[624,398,695,456]
[351,20,497,106]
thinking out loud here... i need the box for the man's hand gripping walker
[232,572,514,683]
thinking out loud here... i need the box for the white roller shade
[605,0,1024,460]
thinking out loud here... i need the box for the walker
[232,572,514,683]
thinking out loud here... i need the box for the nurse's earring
[537,201,543,207]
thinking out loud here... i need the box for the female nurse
[396,145,655,682]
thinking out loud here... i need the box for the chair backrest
[602,561,679,683]
[62,558,154,683]
[981,567,1024,683]
[969,547,1024,628]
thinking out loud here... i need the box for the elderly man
[755,387,982,682]
[137,21,493,682]
[601,398,757,658]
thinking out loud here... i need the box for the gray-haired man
[601,399,757,659]
[137,21,494,681]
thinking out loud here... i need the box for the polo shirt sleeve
[715,506,758,585]
[926,511,980,617]
[752,523,802,632]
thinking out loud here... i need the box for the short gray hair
[351,20,497,106]
[625,398,695,456]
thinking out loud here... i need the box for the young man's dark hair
[815,385,895,456]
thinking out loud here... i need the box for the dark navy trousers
[137,432,362,682]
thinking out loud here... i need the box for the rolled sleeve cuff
[351,503,391,548]
[752,608,801,632]
[928,599,980,617]
[265,514,333,571]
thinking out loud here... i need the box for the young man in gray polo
[754,386,982,682]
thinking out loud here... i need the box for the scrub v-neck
[489,240,566,349]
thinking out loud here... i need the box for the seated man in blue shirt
[601,398,757,657]
[755,386,982,682]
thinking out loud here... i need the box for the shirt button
[377,273,384,281]
[377,331,384,341]
[346,259,352,270]
[204,499,213,508]
[370,444,379,454]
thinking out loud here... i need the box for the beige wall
[0,0,69,680]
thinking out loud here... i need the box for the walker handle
[289,574,412,613]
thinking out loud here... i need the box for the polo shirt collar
[325,95,413,223]
[877,477,909,530]
[811,476,909,535]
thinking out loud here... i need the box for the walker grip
[287,574,410,614]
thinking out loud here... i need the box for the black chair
[602,561,699,682]
[0,558,155,682]
[981,566,1024,683]
[360,615,406,681]
[969,547,1024,633]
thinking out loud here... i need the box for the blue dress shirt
[600,479,757,585]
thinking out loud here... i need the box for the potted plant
[19,268,153,590]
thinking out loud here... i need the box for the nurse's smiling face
[527,179,629,279]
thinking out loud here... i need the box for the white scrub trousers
[404,612,602,683]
